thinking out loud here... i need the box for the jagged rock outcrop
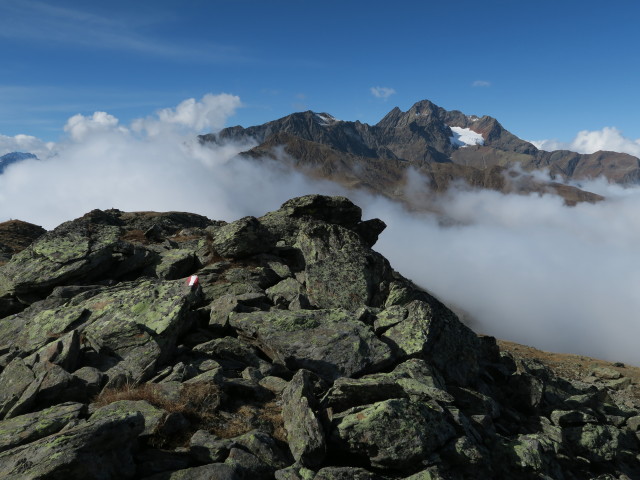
[0,195,638,479]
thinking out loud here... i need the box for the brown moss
[120,229,149,245]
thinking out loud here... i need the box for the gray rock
[0,401,85,453]
[323,374,406,412]
[141,463,241,480]
[193,336,266,370]
[331,398,456,469]
[282,369,326,468]
[321,358,452,413]
[381,300,481,386]
[295,222,390,310]
[315,466,387,479]
[189,429,232,463]
[134,448,192,477]
[91,400,166,436]
[0,410,144,479]
[267,277,306,307]
[233,430,291,471]
[259,375,289,394]
[550,409,597,426]
[0,357,36,419]
[209,292,268,329]
[274,465,316,480]
[213,216,274,258]
[591,366,622,380]
[24,329,80,372]
[229,309,393,381]
[80,278,200,386]
[153,248,198,280]
[275,195,363,228]
[225,446,273,479]
[564,424,637,462]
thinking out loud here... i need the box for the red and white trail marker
[187,275,199,287]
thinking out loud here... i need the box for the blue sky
[1,0,639,145]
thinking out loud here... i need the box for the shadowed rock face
[200,100,620,207]
[0,195,638,479]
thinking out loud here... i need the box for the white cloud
[472,80,491,87]
[132,93,241,136]
[0,93,334,229]
[0,133,54,158]
[366,173,640,366]
[64,111,127,142]
[532,127,640,157]
[370,86,396,99]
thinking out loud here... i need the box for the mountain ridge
[199,100,638,206]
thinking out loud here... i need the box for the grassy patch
[92,381,285,442]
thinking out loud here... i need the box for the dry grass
[92,381,285,441]
[120,229,150,244]
[202,400,286,441]
[93,381,221,415]
[169,234,202,243]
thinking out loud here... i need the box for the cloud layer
[2,95,640,367]
[532,127,640,157]
[0,93,333,228]
[367,179,640,366]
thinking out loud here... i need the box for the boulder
[295,222,390,310]
[91,400,167,436]
[323,358,453,413]
[212,216,274,258]
[188,429,233,463]
[229,309,393,381]
[0,402,85,453]
[382,300,482,386]
[282,369,326,468]
[314,466,387,479]
[0,411,144,479]
[331,398,456,470]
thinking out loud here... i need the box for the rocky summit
[0,195,638,479]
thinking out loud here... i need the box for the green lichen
[271,314,320,332]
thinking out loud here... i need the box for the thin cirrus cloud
[370,86,396,100]
[531,127,640,157]
[472,80,491,87]
[0,0,244,62]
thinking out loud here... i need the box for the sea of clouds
[1,93,640,366]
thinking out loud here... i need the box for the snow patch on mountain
[449,126,484,147]
[315,113,338,126]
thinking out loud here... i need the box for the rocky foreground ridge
[0,195,638,479]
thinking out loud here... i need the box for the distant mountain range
[201,100,640,206]
[0,152,37,174]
